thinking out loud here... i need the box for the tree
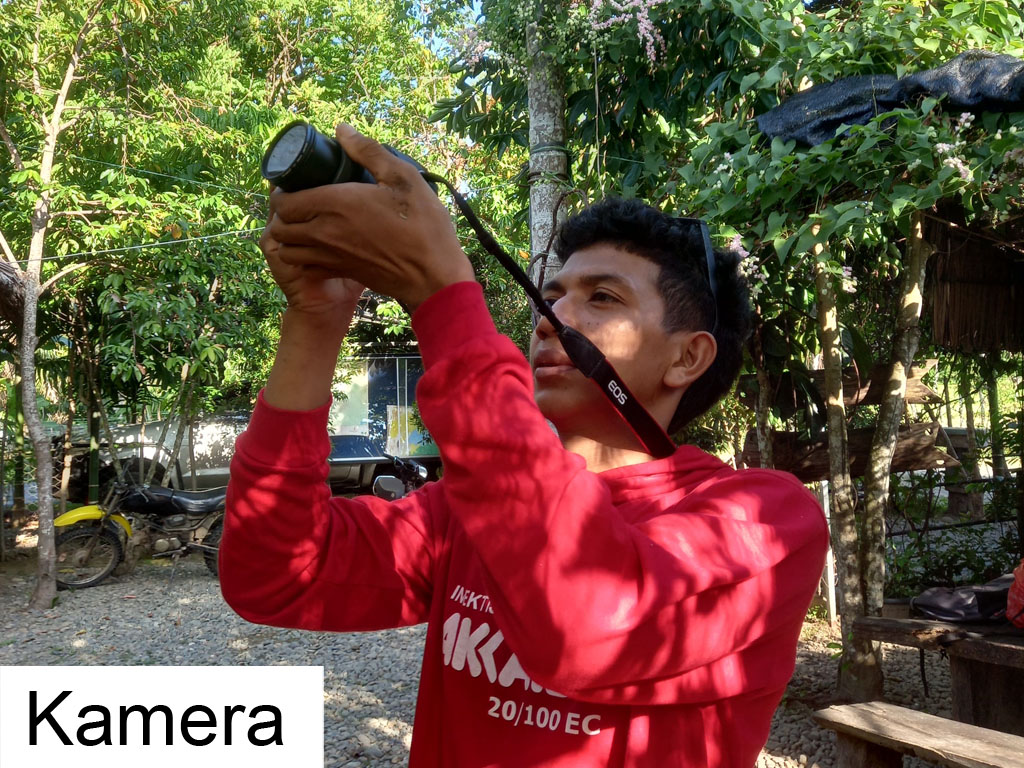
[1,0,114,609]
[0,0,486,606]
[677,0,1024,698]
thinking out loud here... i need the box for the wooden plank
[741,422,959,482]
[949,656,1024,736]
[813,701,1024,768]
[854,617,1024,668]
[834,732,902,768]
[954,636,1024,669]
[853,616,971,649]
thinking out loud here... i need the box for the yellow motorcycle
[54,475,226,589]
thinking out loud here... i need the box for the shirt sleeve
[219,391,446,632]
[412,282,829,704]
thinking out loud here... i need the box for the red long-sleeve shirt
[221,282,829,768]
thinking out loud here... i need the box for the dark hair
[553,197,752,433]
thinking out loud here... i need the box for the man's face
[529,244,684,433]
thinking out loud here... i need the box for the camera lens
[261,120,436,194]
[261,121,358,192]
[264,124,309,176]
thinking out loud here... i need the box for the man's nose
[533,296,571,339]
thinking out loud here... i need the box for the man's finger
[335,123,413,186]
[271,186,329,223]
[276,243,353,274]
[265,184,278,223]
[268,214,323,246]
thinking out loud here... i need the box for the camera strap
[421,172,676,459]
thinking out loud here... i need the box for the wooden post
[819,480,838,626]
[834,733,902,768]
[1017,468,1024,563]
[987,367,1007,477]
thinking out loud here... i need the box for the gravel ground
[0,553,953,767]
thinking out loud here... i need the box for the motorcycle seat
[144,485,227,514]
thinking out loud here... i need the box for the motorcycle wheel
[203,519,223,578]
[55,525,124,589]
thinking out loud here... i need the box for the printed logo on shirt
[450,584,495,614]
[441,609,603,738]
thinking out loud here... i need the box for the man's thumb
[335,123,394,179]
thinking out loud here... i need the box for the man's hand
[266,124,475,312]
[261,187,365,320]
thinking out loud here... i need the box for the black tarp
[756,50,1024,146]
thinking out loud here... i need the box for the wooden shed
[925,205,1024,354]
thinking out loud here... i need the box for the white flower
[942,156,972,181]
[730,234,750,259]
[590,0,669,64]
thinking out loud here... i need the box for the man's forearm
[263,306,355,411]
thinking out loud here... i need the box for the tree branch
[0,228,20,269]
[48,0,104,143]
[0,117,25,171]
[31,0,44,107]
[40,261,91,295]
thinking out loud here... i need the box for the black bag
[910,573,1015,622]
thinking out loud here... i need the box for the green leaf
[739,72,761,92]
[770,137,796,160]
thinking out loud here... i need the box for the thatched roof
[925,208,1024,354]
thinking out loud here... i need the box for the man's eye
[542,296,558,308]
[591,291,617,303]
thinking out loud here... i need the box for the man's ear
[664,331,717,390]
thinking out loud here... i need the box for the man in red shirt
[220,125,829,767]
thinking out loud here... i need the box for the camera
[260,121,433,193]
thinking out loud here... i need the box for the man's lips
[535,364,576,378]
[532,350,576,378]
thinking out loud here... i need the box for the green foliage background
[1,0,1023,490]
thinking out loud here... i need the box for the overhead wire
[10,229,263,263]
[10,143,268,200]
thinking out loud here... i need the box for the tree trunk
[526,14,568,289]
[943,376,953,426]
[12,373,26,521]
[958,370,985,518]
[162,382,194,488]
[0,393,9,562]
[188,415,198,490]
[57,343,77,515]
[814,243,883,701]
[24,232,57,610]
[987,366,1008,478]
[19,0,103,609]
[861,212,933,618]
[750,321,774,468]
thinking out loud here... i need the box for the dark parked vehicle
[328,435,432,496]
[60,417,438,503]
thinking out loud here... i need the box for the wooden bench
[813,701,1024,768]
[854,616,1024,736]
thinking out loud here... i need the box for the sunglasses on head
[673,217,719,334]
